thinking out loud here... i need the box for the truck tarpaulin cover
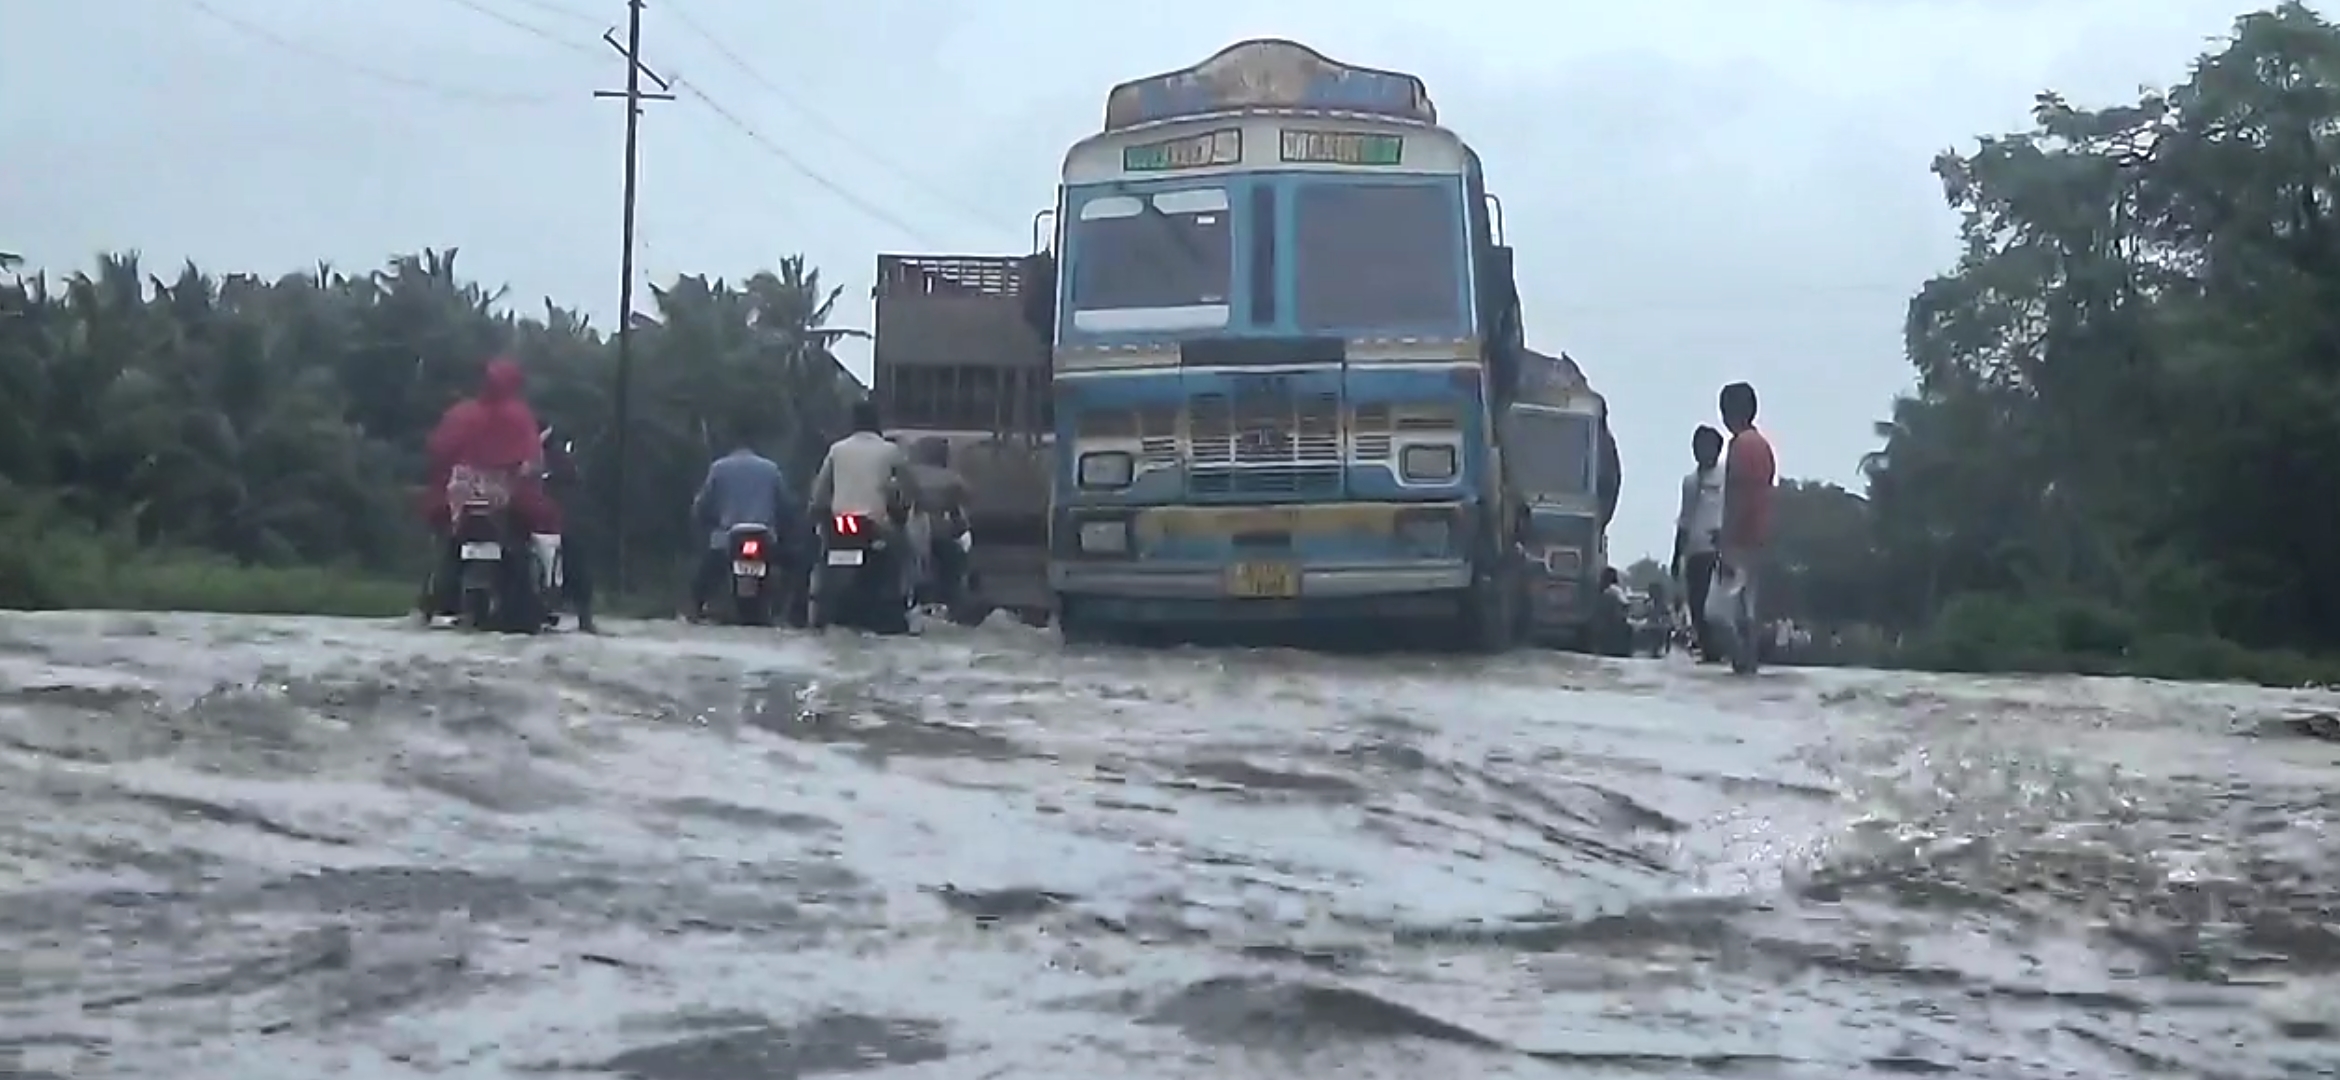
[1522,348,1622,527]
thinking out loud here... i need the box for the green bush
[0,493,412,618]
[1896,591,2340,688]
[1903,593,2065,673]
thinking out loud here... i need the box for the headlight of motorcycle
[1077,520,1129,555]
[1399,443,1457,482]
[1078,451,1134,490]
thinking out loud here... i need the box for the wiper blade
[1137,203,1216,297]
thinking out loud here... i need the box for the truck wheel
[1057,597,1114,646]
[1457,561,1520,655]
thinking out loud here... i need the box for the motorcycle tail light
[739,537,762,559]
[833,514,862,536]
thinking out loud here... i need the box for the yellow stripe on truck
[1133,502,1445,543]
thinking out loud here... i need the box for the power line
[675,79,944,246]
[657,4,1018,242]
[436,0,604,59]
[187,0,557,106]
[429,0,940,243]
[497,0,608,29]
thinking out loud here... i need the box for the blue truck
[1507,348,1624,651]
[1020,39,1564,649]
[880,40,1624,648]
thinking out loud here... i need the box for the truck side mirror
[1018,251,1058,340]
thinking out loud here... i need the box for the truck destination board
[1122,128,1243,172]
[1279,130,1404,166]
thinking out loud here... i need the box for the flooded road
[1,610,2336,1078]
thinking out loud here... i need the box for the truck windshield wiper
[1135,203,1216,297]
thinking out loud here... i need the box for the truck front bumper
[1052,559,1473,625]
[1051,559,1470,600]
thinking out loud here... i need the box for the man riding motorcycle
[423,358,559,621]
[688,433,800,621]
[806,400,915,612]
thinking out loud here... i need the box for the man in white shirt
[1670,425,1727,661]
[808,399,913,522]
[807,399,916,596]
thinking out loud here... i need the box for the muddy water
[0,610,2334,1078]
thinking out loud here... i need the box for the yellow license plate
[1226,561,1299,598]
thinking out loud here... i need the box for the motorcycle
[716,522,783,627]
[444,466,553,633]
[810,511,909,634]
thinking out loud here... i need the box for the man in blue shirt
[689,437,800,620]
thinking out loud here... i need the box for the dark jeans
[922,535,967,605]
[561,529,596,625]
[430,533,463,617]
[1684,551,1719,660]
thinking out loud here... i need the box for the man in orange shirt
[1715,381,1775,674]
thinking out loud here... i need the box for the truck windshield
[1508,409,1595,496]
[1291,180,1465,333]
[1066,187,1232,333]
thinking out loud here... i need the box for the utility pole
[593,0,673,599]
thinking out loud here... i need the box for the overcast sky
[3,0,2269,558]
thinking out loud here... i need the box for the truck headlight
[1400,443,1457,482]
[1078,451,1134,489]
[1077,519,1129,554]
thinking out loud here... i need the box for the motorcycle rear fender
[728,524,779,560]
[823,516,881,550]
[454,510,511,543]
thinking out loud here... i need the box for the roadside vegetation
[1633,3,2340,687]
[0,248,863,616]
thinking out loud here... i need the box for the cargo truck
[870,254,1054,626]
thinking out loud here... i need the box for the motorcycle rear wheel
[462,587,495,630]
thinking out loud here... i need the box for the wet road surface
[1,610,2337,1078]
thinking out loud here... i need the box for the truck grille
[1186,385,1341,498]
[1188,389,1341,466]
[1529,512,1600,577]
[1349,402,1461,462]
[1073,404,1181,468]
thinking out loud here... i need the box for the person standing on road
[541,428,599,633]
[1670,424,1727,662]
[1715,381,1777,674]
